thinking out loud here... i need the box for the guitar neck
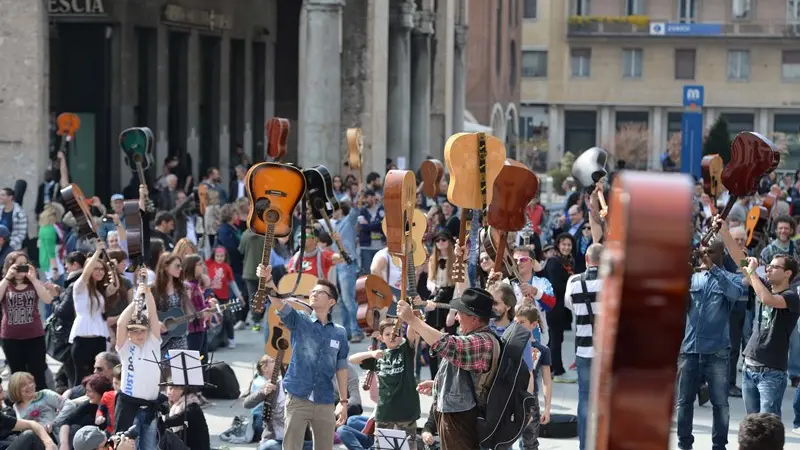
[404,242,418,299]
[257,223,277,292]
[478,132,488,210]
[264,347,285,422]
[452,209,471,283]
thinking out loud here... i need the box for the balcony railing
[567,16,800,38]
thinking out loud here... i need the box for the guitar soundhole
[264,209,280,224]
[276,338,289,352]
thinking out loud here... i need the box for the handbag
[158,429,190,450]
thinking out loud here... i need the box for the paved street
[20,325,800,449]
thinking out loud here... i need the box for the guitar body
[245,162,306,237]
[723,132,780,197]
[304,165,338,221]
[444,132,507,209]
[588,172,692,450]
[277,273,319,298]
[266,118,290,160]
[745,205,770,249]
[123,200,144,262]
[420,159,444,198]
[381,209,428,267]
[61,184,98,239]
[158,308,190,341]
[384,171,418,255]
[265,299,312,364]
[120,127,155,172]
[572,147,609,190]
[347,128,363,175]
[487,163,539,276]
[701,154,724,198]
[356,275,394,333]
[481,227,519,281]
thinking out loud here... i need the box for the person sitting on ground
[162,384,210,450]
[0,411,57,450]
[243,354,285,450]
[56,374,114,449]
[8,372,63,429]
[738,412,784,450]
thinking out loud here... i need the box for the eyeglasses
[767,264,786,271]
[582,227,591,231]
[309,289,332,298]
[514,256,531,264]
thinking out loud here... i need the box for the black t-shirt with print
[0,413,17,439]
[743,287,800,371]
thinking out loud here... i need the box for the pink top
[186,280,208,333]
[1,284,44,340]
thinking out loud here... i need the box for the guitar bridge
[264,190,287,197]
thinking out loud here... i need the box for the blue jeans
[788,323,800,377]
[337,415,373,450]
[133,408,157,450]
[794,385,800,428]
[337,262,361,338]
[575,356,592,450]
[743,365,787,416]
[675,351,730,450]
[360,248,380,275]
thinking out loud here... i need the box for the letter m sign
[682,85,704,108]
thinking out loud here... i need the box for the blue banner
[650,22,722,36]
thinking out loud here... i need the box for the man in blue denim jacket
[677,219,747,450]
[257,264,350,450]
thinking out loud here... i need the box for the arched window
[496,0,503,76]
[509,40,517,89]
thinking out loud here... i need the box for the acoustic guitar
[266,118,290,161]
[420,159,444,198]
[265,298,312,364]
[701,132,780,246]
[572,147,609,218]
[123,199,145,265]
[347,128,363,181]
[305,165,353,264]
[355,275,394,334]
[277,273,318,299]
[444,132,506,282]
[246,142,306,314]
[60,184,119,293]
[380,210,427,268]
[701,154,724,216]
[486,162,539,288]
[745,193,777,249]
[480,227,521,282]
[384,170,423,337]
[55,113,81,155]
[159,300,242,342]
[587,171,693,450]
[119,127,156,214]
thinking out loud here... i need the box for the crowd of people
[0,149,796,450]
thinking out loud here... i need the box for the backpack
[538,413,578,438]
[470,322,536,450]
[203,363,240,399]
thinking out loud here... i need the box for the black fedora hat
[449,288,499,319]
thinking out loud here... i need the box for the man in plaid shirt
[398,287,498,450]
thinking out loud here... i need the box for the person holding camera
[0,251,54,390]
[72,425,134,450]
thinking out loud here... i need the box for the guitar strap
[288,198,308,297]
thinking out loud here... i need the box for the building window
[522,50,547,77]
[615,111,649,130]
[727,50,750,81]
[784,51,800,81]
[622,48,643,78]
[571,48,591,77]
[626,0,643,15]
[719,113,755,138]
[675,49,696,80]
[564,111,597,155]
[524,0,537,18]
[667,112,683,140]
[574,0,590,16]
[678,0,696,23]
[790,0,800,22]
[509,41,518,88]
[733,0,752,19]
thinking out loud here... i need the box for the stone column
[452,23,467,134]
[219,35,231,186]
[155,26,170,175]
[387,0,415,168]
[0,0,48,236]
[409,5,434,171]
[298,0,344,171]
[430,0,455,157]
[186,30,200,179]
[547,105,564,170]
[243,38,254,160]
[650,106,665,169]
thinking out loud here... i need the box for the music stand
[374,428,410,450]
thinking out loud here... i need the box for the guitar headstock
[383,170,417,255]
[346,128,363,172]
[119,127,155,172]
[266,118,290,160]
[56,112,81,142]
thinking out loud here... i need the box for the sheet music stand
[374,428,410,450]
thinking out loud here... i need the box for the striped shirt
[564,267,602,358]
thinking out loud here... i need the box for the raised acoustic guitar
[119,127,156,214]
[572,146,609,218]
[701,154,724,216]
[444,132,506,282]
[56,112,80,156]
[587,171,693,450]
[745,193,777,249]
[305,165,353,264]
[265,298,312,365]
[420,159,444,198]
[265,118,290,161]
[381,209,427,268]
[159,300,242,342]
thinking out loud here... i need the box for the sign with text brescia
[48,0,106,16]
[162,4,232,30]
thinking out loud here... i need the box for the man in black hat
[397,287,499,449]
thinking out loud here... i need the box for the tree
[517,137,548,172]
[704,117,732,163]
[603,123,650,169]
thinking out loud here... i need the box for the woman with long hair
[0,251,53,390]
[182,254,211,361]
[422,231,457,378]
[172,238,199,260]
[70,240,113,385]
[153,253,193,352]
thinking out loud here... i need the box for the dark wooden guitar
[487,162,539,287]
[701,132,780,246]
[347,128,363,181]
[266,118,290,161]
[573,147,609,218]
[119,127,156,214]
[701,154,724,216]
[60,184,119,292]
[356,275,394,333]
[587,171,693,450]
[420,159,444,198]
[305,165,353,264]
[444,133,506,282]
[159,300,242,342]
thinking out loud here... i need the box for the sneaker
[553,374,577,384]
[227,339,237,349]
[251,324,262,332]
[792,427,800,435]
[234,320,246,331]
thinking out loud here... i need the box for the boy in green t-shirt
[349,318,421,449]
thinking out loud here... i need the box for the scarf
[169,393,202,433]
[559,253,575,276]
